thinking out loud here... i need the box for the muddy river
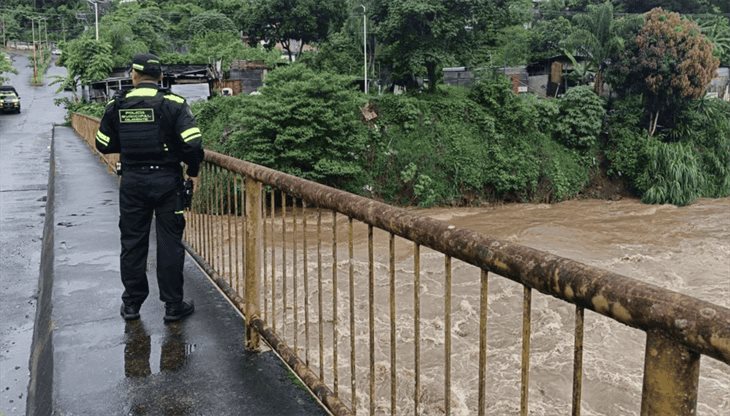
[194,197,729,415]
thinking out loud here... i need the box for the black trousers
[119,169,186,306]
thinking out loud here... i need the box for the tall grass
[641,141,704,206]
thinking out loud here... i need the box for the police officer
[96,53,203,322]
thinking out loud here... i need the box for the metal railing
[72,113,730,416]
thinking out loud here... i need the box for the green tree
[241,0,347,62]
[162,31,281,70]
[99,1,171,66]
[616,0,729,14]
[57,36,113,90]
[372,0,483,91]
[554,85,606,148]
[188,10,237,35]
[1,53,18,83]
[197,65,368,191]
[529,17,574,62]
[565,2,623,95]
[613,8,719,136]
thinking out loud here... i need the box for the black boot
[164,300,194,323]
[120,303,141,321]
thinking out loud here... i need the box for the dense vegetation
[6,0,729,206]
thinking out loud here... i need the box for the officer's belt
[124,164,181,172]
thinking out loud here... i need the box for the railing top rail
[209,150,729,364]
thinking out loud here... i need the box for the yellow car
[0,86,21,114]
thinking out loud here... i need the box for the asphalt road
[0,52,69,416]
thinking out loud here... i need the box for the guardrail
[72,112,730,416]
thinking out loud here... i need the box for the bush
[555,86,606,149]
[669,99,730,198]
[538,138,590,201]
[605,95,652,189]
[194,65,368,193]
[369,82,585,205]
[57,98,105,123]
[367,88,496,205]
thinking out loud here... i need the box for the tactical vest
[115,88,167,160]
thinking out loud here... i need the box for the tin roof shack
[526,55,586,98]
[443,66,528,93]
[443,67,475,88]
[226,60,269,95]
[707,67,729,101]
[89,64,215,103]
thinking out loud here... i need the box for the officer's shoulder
[162,90,186,105]
[106,89,128,107]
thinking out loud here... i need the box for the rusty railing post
[244,177,263,350]
[640,331,700,416]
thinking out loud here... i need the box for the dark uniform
[96,54,203,320]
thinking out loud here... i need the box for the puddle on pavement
[123,321,197,378]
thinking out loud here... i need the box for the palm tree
[566,2,622,96]
[696,16,730,66]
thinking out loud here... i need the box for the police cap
[131,53,162,77]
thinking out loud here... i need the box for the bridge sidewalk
[50,126,326,415]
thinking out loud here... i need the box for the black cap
[131,53,162,77]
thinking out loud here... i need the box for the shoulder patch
[164,94,185,104]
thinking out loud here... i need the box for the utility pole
[361,4,367,94]
[86,0,100,41]
[44,17,48,62]
[31,17,37,82]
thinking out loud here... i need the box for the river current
[204,197,730,415]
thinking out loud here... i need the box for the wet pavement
[1,52,66,416]
[52,126,326,415]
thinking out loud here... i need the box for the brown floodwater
[193,197,730,415]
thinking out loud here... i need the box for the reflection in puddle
[123,321,198,415]
[123,321,196,377]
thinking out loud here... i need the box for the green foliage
[538,138,590,201]
[188,10,237,35]
[195,65,368,192]
[554,86,606,149]
[300,31,362,77]
[639,141,703,206]
[696,15,730,66]
[162,32,283,70]
[368,88,497,205]
[491,25,533,66]
[613,8,720,135]
[606,94,730,205]
[563,2,623,95]
[57,37,113,87]
[241,0,347,61]
[372,0,485,91]
[669,99,730,197]
[99,1,171,65]
[56,97,105,123]
[605,95,652,187]
[367,81,590,205]
[529,17,574,62]
[0,53,18,83]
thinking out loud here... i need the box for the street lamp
[360,4,367,94]
[86,0,102,41]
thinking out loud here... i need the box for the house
[222,60,269,95]
[526,55,586,98]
